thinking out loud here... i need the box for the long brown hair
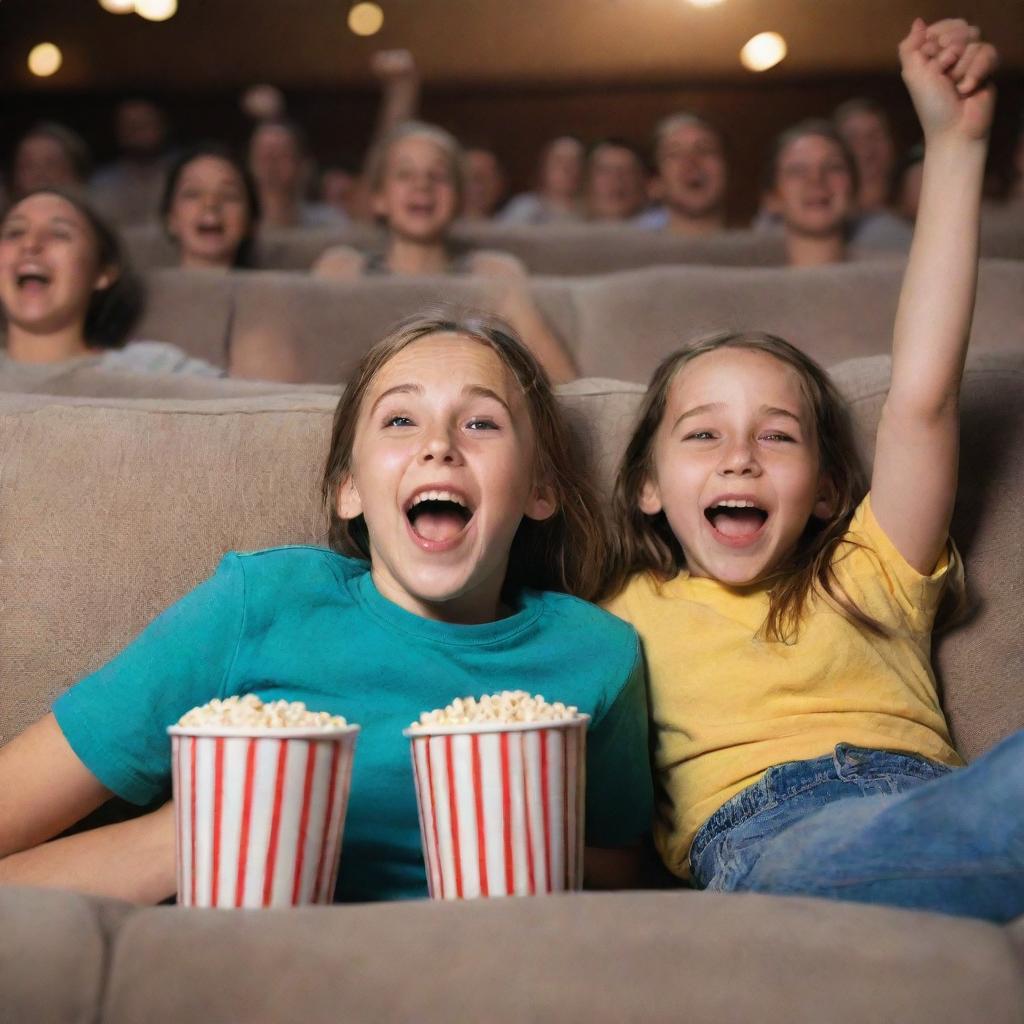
[321,309,607,601]
[603,331,885,642]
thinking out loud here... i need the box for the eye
[465,418,498,431]
[759,431,795,443]
[383,414,414,428]
[684,430,716,441]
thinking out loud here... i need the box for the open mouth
[704,499,768,542]
[15,270,51,290]
[196,223,225,236]
[405,489,475,544]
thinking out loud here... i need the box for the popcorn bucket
[404,717,589,899]
[168,724,359,908]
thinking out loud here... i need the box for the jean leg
[741,730,1024,921]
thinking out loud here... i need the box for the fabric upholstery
[0,886,129,1024]
[102,890,1024,1024]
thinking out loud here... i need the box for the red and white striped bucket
[168,725,359,908]
[404,717,589,899]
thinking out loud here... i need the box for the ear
[335,474,363,521]
[763,188,782,216]
[524,479,557,523]
[370,190,390,220]
[94,264,120,293]
[813,473,838,520]
[638,475,663,516]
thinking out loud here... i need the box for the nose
[419,425,462,465]
[717,438,761,477]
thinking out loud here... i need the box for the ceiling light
[687,0,726,7]
[348,3,384,37]
[135,0,178,22]
[98,0,136,12]
[740,31,787,72]
[28,42,63,78]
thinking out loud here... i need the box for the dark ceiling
[3,0,1022,94]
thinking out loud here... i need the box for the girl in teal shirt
[0,312,652,902]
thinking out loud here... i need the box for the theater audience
[585,139,649,221]
[834,97,913,248]
[320,165,360,219]
[161,145,260,270]
[763,119,856,267]
[499,135,584,225]
[0,189,219,378]
[635,113,727,235]
[462,147,508,220]
[10,123,91,198]
[312,121,577,382]
[90,99,172,226]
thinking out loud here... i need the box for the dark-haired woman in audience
[499,135,585,225]
[313,121,578,382]
[10,123,92,198]
[0,189,220,377]
[161,145,260,270]
[762,119,857,267]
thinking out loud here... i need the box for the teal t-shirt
[53,547,652,902]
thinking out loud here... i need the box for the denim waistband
[688,744,951,869]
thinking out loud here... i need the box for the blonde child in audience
[313,122,578,382]
[0,188,220,377]
[0,311,652,904]
[161,144,261,271]
[602,19,1024,921]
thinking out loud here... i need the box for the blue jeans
[689,730,1024,922]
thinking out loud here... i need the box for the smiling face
[586,145,648,220]
[166,156,251,269]
[336,333,555,623]
[657,121,727,220]
[769,133,855,238]
[640,348,833,586]
[373,135,460,244]
[0,192,113,341]
[539,137,583,202]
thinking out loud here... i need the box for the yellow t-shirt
[603,495,964,880]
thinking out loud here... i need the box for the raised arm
[871,18,997,573]
[0,714,176,903]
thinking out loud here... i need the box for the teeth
[714,500,758,509]
[410,489,467,509]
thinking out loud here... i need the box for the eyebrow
[463,385,512,415]
[672,403,804,432]
[370,383,421,415]
[368,383,512,416]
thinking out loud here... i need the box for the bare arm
[367,49,421,158]
[871,18,997,573]
[0,714,176,903]
[472,252,580,384]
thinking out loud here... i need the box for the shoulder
[229,545,367,588]
[468,250,527,280]
[312,245,367,279]
[102,341,222,377]
[300,202,348,228]
[533,590,640,660]
[497,193,541,223]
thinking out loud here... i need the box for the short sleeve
[583,645,653,847]
[52,554,247,805]
[831,495,964,636]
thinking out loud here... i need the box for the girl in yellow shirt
[603,18,1023,921]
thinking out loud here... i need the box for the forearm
[890,136,987,415]
[0,802,177,905]
[369,78,420,155]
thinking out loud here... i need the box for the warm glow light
[28,42,63,78]
[740,31,787,72]
[348,2,384,36]
[135,0,178,22]
[687,0,726,7]
[98,0,136,12]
